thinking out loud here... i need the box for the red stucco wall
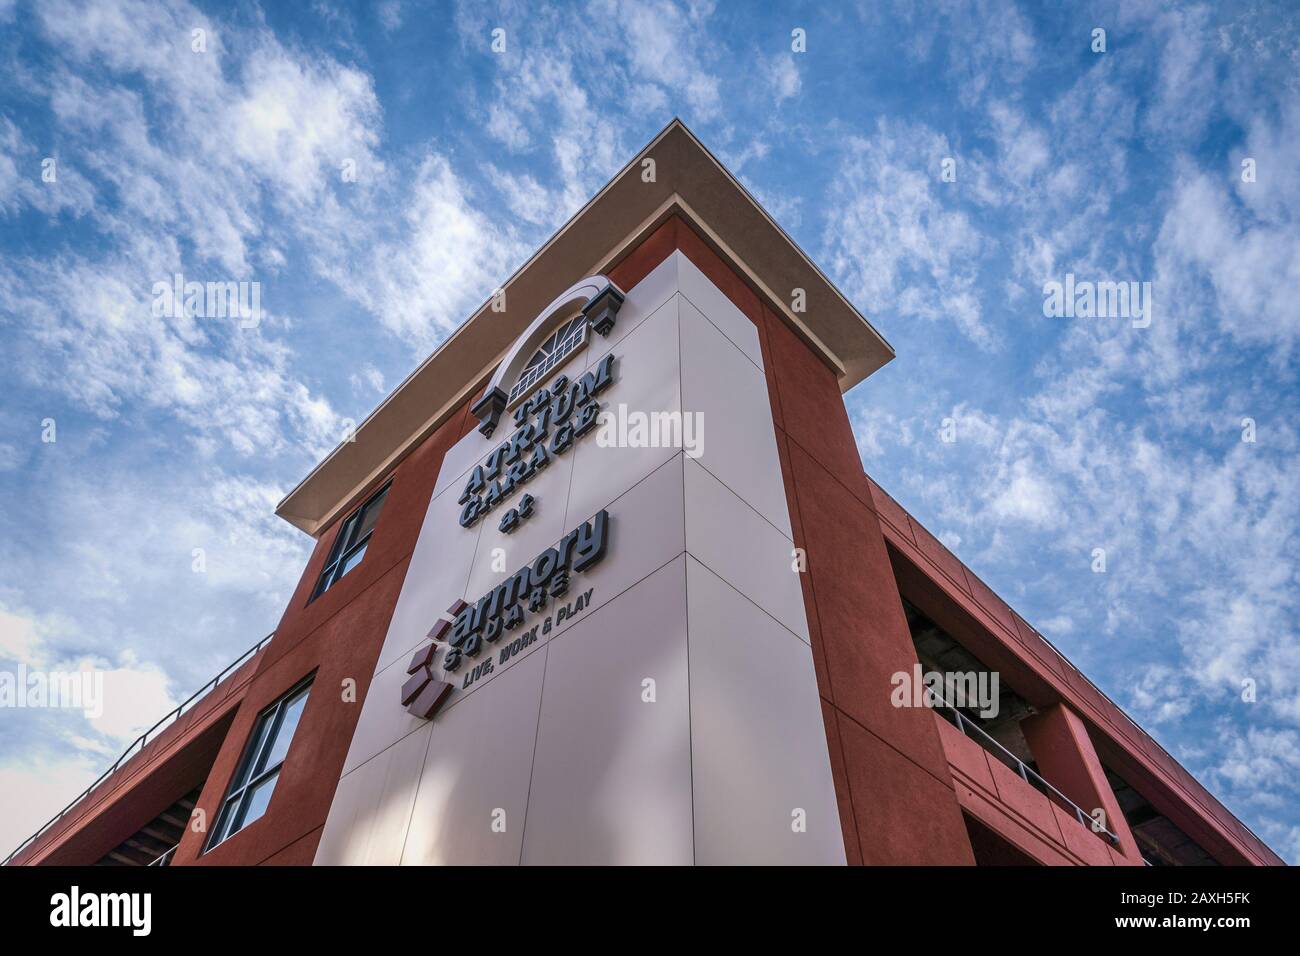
[178,398,479,866]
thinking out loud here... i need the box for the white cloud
[487,165,558,226]
[1210,725,1300,799]
[89,655,179,741]
[595,0,722,120]
[0,755,103,861]
[0,0,407,464]
[456,0,725,228]
[1127,664,1195,725]
[0,599,179,749]
[1157,161,1300,358]
[330,153,527,348]
[0,251,346,458]
[224,49,383,209]
[825,120,993,350]
[769,54,801,104]
[351,363,386,395]
[0,115,96,217]
[1127,3,1220,144]
[0,605,45,665]
[486,101,531,150]
[888,0,1036,106]
[987,101,1050,183]
[988,459,1062,529]
[377,0,402,32]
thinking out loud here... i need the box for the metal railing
[956,564,1276,857]
[875,481,1277,858]
[940,698,1124,849]
[2,633,274,866]
[147,845,178,867]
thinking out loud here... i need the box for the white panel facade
[316,251,843,865]
[522,556,692,865]
[678,294,791,536]
[683,457,809,643]
[685,556,845,865]
[400,649,547,865]
[587,251,680,360]
[373,475,482,674]
[315,723,429,865]
[676,251,763,365]
[564,294,682,529]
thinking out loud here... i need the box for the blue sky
[1,0,1297,862]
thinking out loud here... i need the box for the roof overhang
[276,119,894,535]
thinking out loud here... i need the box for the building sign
[443,509,609,672]
[403,275,625,722]
[457,354,615,532]
[404,509,612,719]
[401,644,453,721]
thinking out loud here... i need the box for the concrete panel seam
[690,456,794,545]
[828,706,863,867]
[678,285,765,376]
[514,643,552,865]
[396,695,440,866]
[831,704,961,795]
[685,550,810,648]
[255,824,323,867]
[782,430,876,518]
[676,299,698,866]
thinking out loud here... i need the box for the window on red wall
[205,675,314,852]
[311,481,390,600]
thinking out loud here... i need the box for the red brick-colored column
[1021,703,1143,862]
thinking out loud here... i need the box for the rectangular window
[311,481,390,600]
[205,677,313,852]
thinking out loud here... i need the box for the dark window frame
[205,674,314,852]
[310,481,391,601]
